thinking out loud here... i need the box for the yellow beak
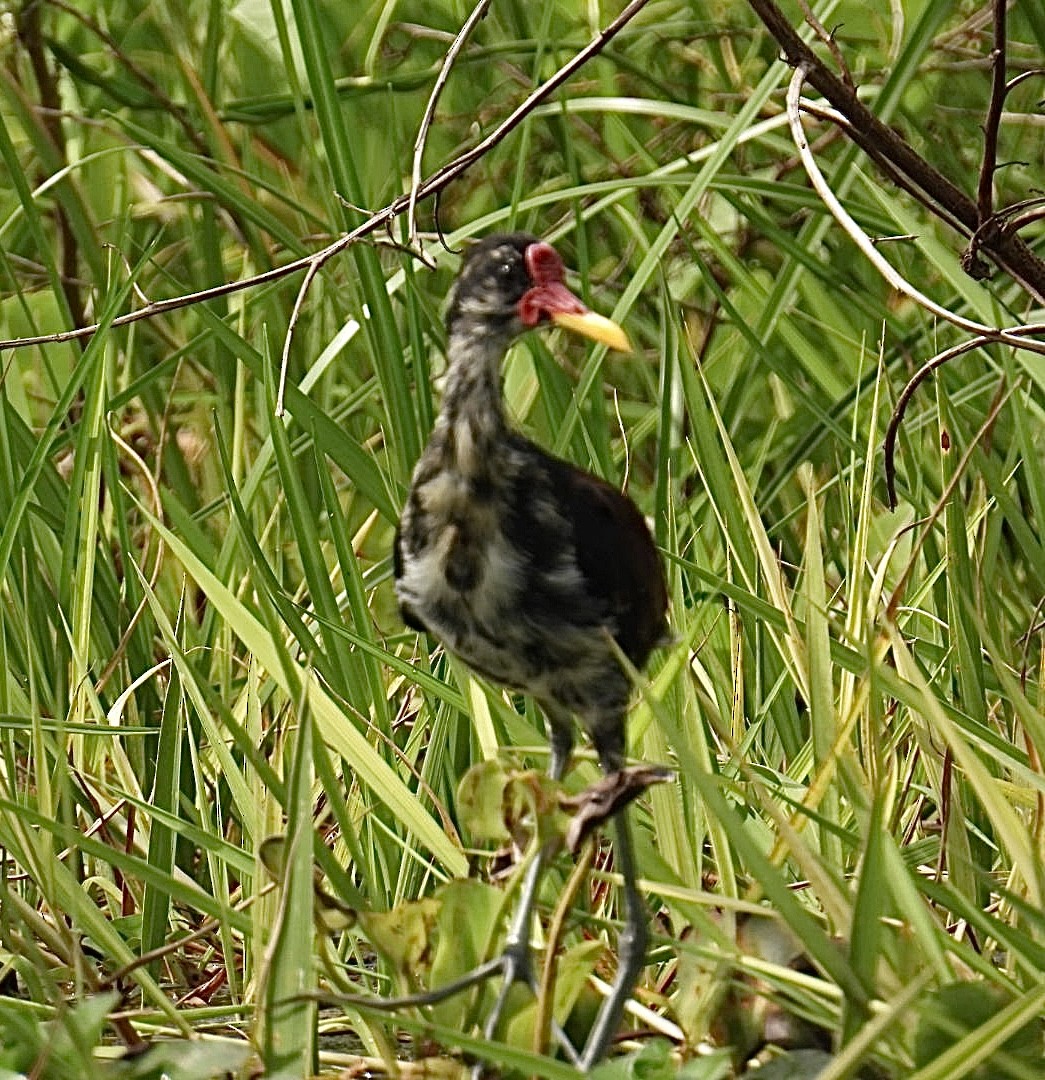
[551,310,632,353]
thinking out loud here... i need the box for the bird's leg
[479,855,541,1032]
[578,753,648,1069]
[475,720,576,1058]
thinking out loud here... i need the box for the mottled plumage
[393,233,666,1068]
[394,233,667,765]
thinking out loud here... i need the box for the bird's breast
[396,464,524,621]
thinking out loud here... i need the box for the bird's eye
[499,262,514,277]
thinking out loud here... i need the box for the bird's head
[446,233,631,352]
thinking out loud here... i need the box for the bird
[393,233,668,1069]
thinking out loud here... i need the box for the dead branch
[747,0,1045,302]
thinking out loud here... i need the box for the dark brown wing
[558,464,668,669]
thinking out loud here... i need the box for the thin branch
[433,186,460,254]
[406,0,494,250]
[0,0,654,356]
[965,194,1045,269]
[787,64,1045,510]
[0,251,308,351]
[882,326,1042,508]
[297,958,504,1012]
[963,0,1011,279]
[885,378,1016,621]
[1005,67,1045,94]
[276,257,323,417]
[799,99,969,236]
[1002,204,1045,235]
[983,193,1045,229]
[977,0,1008,224]
[796,0,853,89]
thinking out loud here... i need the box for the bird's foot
[482,938,534,1032]
[469,941,583,1077]
[469,942,528,1080]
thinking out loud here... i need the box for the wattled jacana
[394,234,668,1068]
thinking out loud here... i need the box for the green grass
[0,1,1043,1077]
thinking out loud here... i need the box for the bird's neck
[435,318,511,471]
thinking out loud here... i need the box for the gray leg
[546,719,574,783]
[473,717,576,1068]
[573,737,647,1068]
[578,804,647,1068]
[483,718,573,1019]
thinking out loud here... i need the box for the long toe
[479,941,535,1043]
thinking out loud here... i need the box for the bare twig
[433,187,460,254]
[406,0,494,250]
[747,0,1045,301]
[1005,67,1045,94]
[276,257,323,416]
[964,194,1045,278]
[1001,204,1045,235]
[796,0,853,89]
[977,0,1008,224]
[0,0,654,356]
[798,99,970,235]
[882,326,1043,508]
[976,193,1045,231]
[297,957,504,1012]
[963,0,1010,278]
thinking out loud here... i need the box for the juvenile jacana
[394,233,668,1069]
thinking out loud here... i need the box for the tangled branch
[747,0,1045,302]
[767,1,1045,509]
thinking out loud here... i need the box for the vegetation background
[0,0,1042,1077]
